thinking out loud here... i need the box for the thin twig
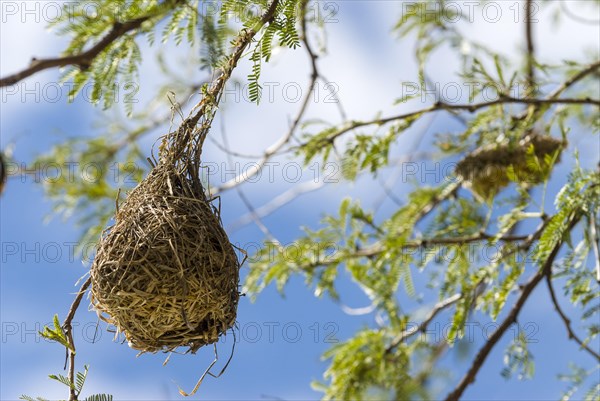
[213,2,320,194]
[545,272,600,361]
[206,0,331,163]
[590,212,600,283]
[62,276,92,401]
[216,0,326,239]
[372,113,438,213]
[207,135,266,159]
[63,277,92,336]
[179,0,281,159]
[220,113,278,241]
[226,151,435,233]
[300,0,319,82]
[525,0,536,93]
[386,293,462,352]
[228,180,324,232]
[548,60,600,99]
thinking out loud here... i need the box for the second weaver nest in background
[455,133,567,201]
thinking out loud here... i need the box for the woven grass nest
[90,125,240,354]
[455,133,566,200]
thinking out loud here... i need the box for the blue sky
[1,1,599,400]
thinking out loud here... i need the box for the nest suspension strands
[90,0,279,354]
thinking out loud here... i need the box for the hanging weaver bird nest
[90,106,241,354]
[455,133,566,200]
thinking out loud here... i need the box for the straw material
[90,122,240,354]
[455,133,566,200]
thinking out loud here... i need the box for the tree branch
[302,181,460,269]
[161,0,282,175]
[352,227,532,261]
[212,1,320,194]
[443,216,580,401]
[300,96,600,148]
[0,4,180,88]
[545,273,600,361]
[62,276,92,401]
[301,190,548,275]
[444,249,554,400]
[63,277,92,330]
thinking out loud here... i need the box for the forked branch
[444,216,581,401]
